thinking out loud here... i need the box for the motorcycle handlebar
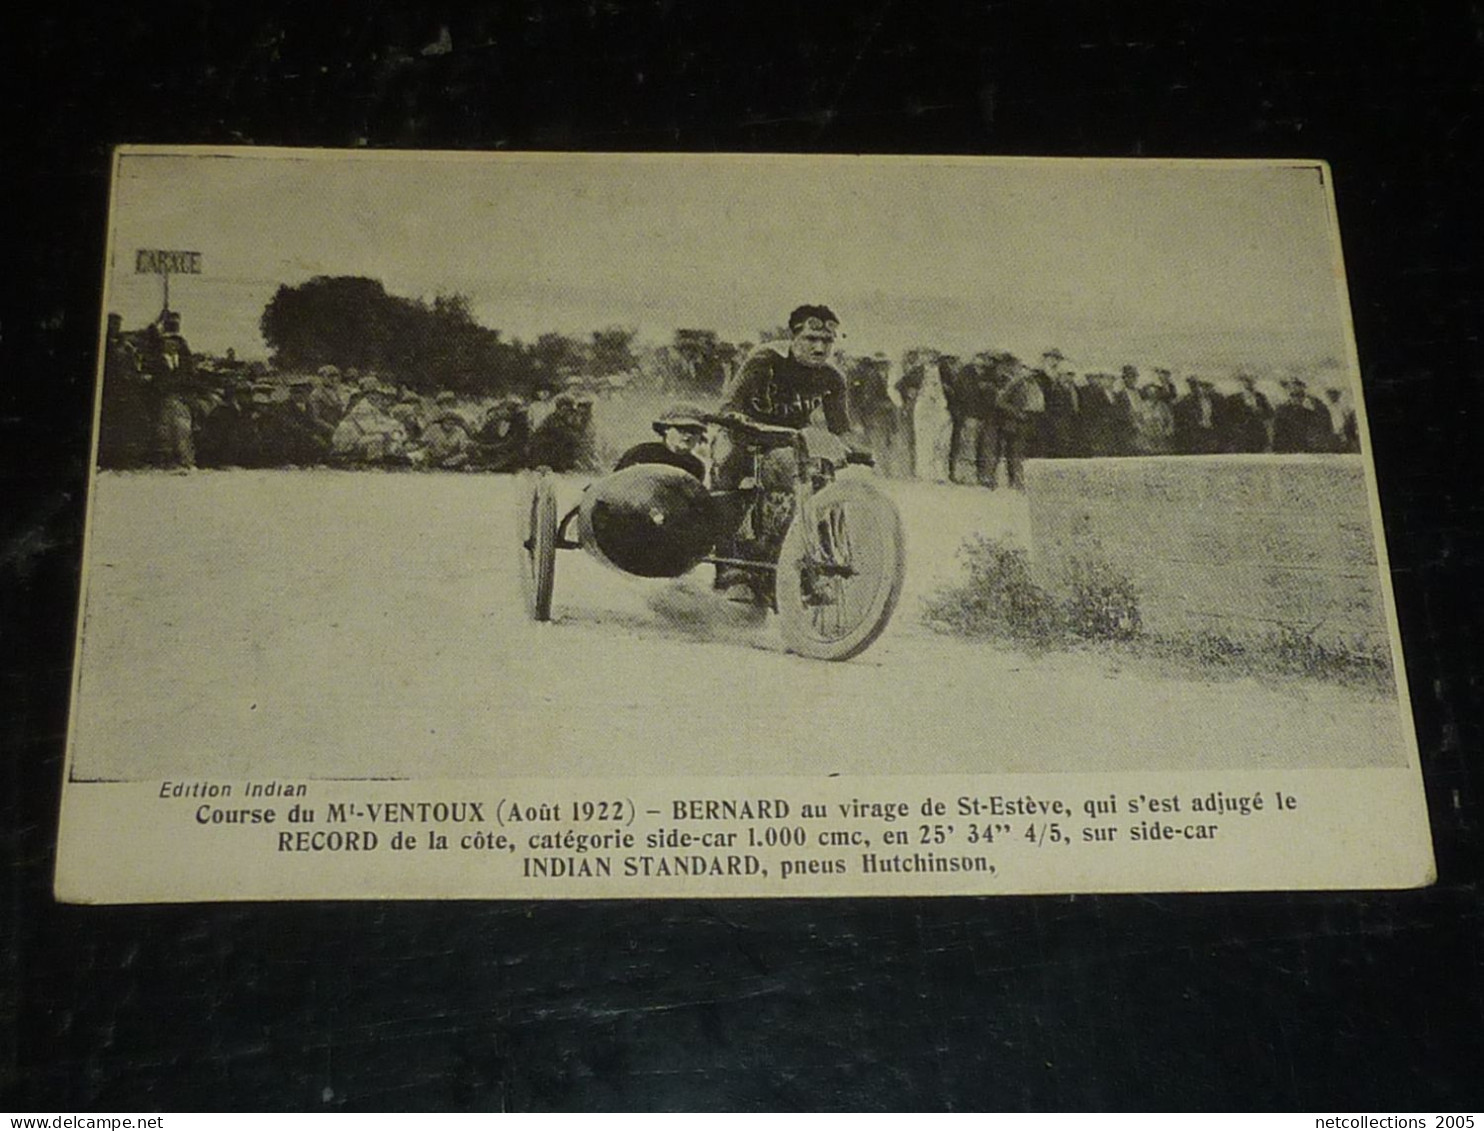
[704,413,876,465]
[701,412,798,441]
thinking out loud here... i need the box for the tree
[672,328,731,395]
[526,332,587,393]
[432,293,475,326]
[259,276,533,395]
[590,326,638,376]
[640,344,690,394]
[259,276,395,372]
[384,291,511,393]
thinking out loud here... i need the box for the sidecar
[515,447,906,661]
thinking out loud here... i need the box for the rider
[613,404,709,480]
[721,304,851,435]
[712,304,855,602]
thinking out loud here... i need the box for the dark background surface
[3,0,1481,1111]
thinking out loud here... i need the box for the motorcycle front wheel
[775,478,905,661]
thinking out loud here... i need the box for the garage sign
[135,249,202,275]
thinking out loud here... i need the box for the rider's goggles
[793,317,839,334]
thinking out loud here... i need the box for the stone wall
[1023,455,1389,651]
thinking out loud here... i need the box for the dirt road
[69,469,1408,780]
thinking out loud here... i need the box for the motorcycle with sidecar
[515,414,905,661]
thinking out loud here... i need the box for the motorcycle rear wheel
[516,469,558,621]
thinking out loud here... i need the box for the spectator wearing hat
[472,395,531,472]
[331,381,411,464]
[1081,371,1127,457]
[389,387,427,443]
[846,354,901,477]
[97,313,154,469]
[1040,357,1084,459]
[138,310,202,468]
[940,353,1004,485]
[306,373,349,434]
[1225,373,1274,453]
[990,360,1046,489]
[614,404,709,480]
[912,353,954,483]
[1151,367,1179,404]
[198,381,278,468]
[261,378,334,465]
[196,380,255,468]
[1321,386,1360,452]
[893,352,928,472]
[1272,378,1330,453]
[240,382,285,467]
[419,392,476,469]
[1129,380,1177,455]
[1173,376,1224,455]
[1111,366,1142,456]
[526,392,597,473]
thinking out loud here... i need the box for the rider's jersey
[723,344,851,434]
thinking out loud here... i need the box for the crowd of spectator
[851,347,1361,488]
[98,312,1362,487]
[98,312,601,473]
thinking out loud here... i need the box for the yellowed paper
[57,148,1434,901]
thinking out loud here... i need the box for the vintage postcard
[56,148,1434,901]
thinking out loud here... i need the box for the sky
[104,149,1357,375]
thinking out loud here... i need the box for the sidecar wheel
[517,470,558,621]
[776,478,905,661]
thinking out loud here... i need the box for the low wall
[1023,455,1389,651]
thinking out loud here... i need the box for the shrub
[921,535,1063,647]
[1184,629,1249,666]
[922,535,1391,692]
[922,535,1142,648]
[1261,624,1393,688]
[1062,557,1141,642]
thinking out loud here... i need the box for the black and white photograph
[6,3,1481,1112]
[56,148,1432,900]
